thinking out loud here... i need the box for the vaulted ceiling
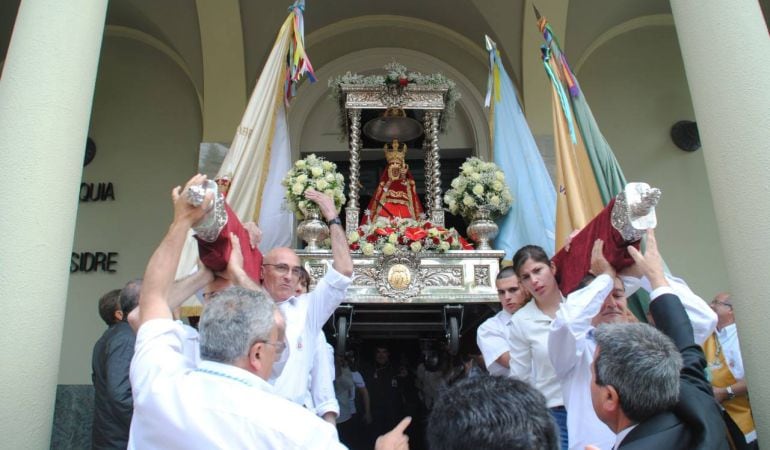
[1,0,767,103]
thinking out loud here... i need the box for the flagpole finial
[485,35,496,52]
[532,4,542,20]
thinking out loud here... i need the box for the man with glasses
[128,174,346,448]
[262,188,355,406]
[703,293,758,449]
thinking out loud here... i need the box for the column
[670,0,770,442]
[0,0,109,447]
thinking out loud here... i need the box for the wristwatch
[726,385,735,400]
[327,216,342,227]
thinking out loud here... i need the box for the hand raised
[222,233,245,280]
[243,222,262,249]
[627,229,667,288]
[304,188,337,222]
[589,239,615,277]
[171,174,213,227]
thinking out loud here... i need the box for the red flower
[375,227,394,236]
[405,227,428,241]
[459,237,474,250]
[422,222,433,229]
[398,76,408,87]
[350,242,360,251]
[366,234,379,243]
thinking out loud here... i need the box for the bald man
[703,293,757,449]
[262,189,354,405]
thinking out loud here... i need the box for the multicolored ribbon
[285,0,316,103]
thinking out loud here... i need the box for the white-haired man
[128,174,410,450]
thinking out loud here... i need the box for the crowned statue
[364,138,424,223]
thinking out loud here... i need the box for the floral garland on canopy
[328,62,461,137]
[348,217,473,255]
[444,157,513,220]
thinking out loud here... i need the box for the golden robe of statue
[364,138,424,223]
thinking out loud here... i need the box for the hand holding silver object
[611,182,662,242]
[185,181,214,208]
[185,179,227,242]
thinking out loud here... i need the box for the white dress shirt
[309,338,340,417]
[509,299,565,408]
[476,310,514,376]
[179,321,200,366]
[548,274,717,450]
[548,274,617,450]
[271,264,352,404]
[716,323,744,379]
[621,273,717,345]
[129,319,344,450]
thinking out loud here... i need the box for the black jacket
[620,294,729,450]
[91,321,135,449]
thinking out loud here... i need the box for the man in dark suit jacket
[92,281,139,449]
[590,229,728,450]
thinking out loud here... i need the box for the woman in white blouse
[510,244,568,449]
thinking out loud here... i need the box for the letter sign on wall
[70,252,119,273]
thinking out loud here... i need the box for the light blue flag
[486,36,556,259]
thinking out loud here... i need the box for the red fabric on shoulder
[196,203,263,283]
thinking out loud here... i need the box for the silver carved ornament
[611,182,662,242]
[185,180,228,242]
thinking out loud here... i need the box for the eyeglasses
[202,291,220,301]
[263,263,303,279]
[711,301,733,309]
[257,340,286,355]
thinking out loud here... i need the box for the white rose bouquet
[282,154,346,219]
[444,157,512,220]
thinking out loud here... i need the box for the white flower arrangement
[282,154,346,219]
[444,157,513,220]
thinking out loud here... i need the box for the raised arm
[620,236,717,344]
[628,230,709,391]
[221,233,261,291]
[305,189,352,277]
[127,264,214,331]
[138,175,213,327]
[549,240,615,378]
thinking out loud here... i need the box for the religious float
[291,64,508,355]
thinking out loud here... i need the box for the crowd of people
[89,174,757,450]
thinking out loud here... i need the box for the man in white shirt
[128,175,346,449]
[263,188,354,405]
[476,266,529,376]
[129,175,412,450]
[548,238,717,450]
